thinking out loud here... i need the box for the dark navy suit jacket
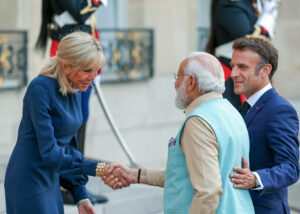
[244,88,299,214]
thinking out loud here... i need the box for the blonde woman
[4,32,128,214]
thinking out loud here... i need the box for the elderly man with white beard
[102,52,255,214]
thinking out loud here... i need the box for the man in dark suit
[229,37,299,214]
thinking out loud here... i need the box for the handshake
[100,163,142,189]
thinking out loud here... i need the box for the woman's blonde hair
[39,31,106,95]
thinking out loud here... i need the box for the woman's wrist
[95,162,106,177]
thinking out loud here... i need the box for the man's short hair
[185,52,225,94]
[233,37,278,79]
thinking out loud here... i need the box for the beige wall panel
[128,0,197,74]
[127,0,145,27]
[273,0,300,99]
[0,0,18,28]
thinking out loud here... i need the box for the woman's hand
[78,199,96,214]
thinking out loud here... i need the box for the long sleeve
[59,138,90,203]
[26,81,97,177]
[60,174,89,203]
[181,116,223,214]
[146,168,165,187]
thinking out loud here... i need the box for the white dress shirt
[247,83,272,107]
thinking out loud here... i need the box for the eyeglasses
[173,73,190,80]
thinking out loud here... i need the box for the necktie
[239,101,251,117]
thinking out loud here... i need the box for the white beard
[175,79,190,110]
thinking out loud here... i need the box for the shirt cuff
[71,185,89,203]
[77,198,90,206]
[251,172,264,191]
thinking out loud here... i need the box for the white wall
[95,0,128,28]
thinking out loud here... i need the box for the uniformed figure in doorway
[205,0,279,109]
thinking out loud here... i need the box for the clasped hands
[77,164,134,214]
[101,163,136,189]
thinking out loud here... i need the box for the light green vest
[164,98,255,214]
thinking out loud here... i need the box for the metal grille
[0,30,27,90]
[98,28,154,83]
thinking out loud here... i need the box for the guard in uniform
[35,0,107,204]
[205,0,279,109]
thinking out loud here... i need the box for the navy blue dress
[4,75,98,214]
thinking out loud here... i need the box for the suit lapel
[244,88,277,126]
